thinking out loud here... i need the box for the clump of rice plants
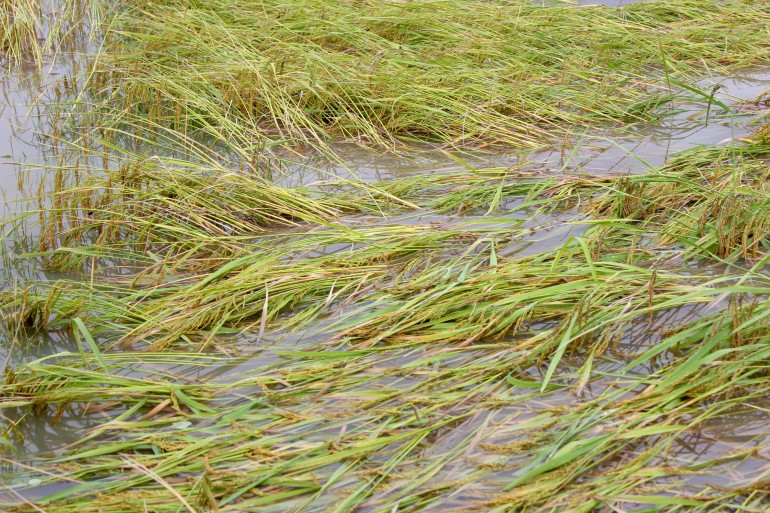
[65,0,770,157]
[6,138,770,510]
[0,0,103,67]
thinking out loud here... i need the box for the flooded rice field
[2,1,770,512]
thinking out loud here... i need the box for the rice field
[2,0,770,511]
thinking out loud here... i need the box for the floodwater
[0,62,66,203]
[2,17,770,513]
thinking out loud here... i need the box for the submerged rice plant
[0,0,103,67]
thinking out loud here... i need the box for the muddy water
[0,63,66,203]
[530,72,770,175]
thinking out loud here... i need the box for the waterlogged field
[2,0,770,511]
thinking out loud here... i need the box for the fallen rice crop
[44,0,770,160]
[3,1,770,512]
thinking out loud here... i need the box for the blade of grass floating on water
[72,316,109,372]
